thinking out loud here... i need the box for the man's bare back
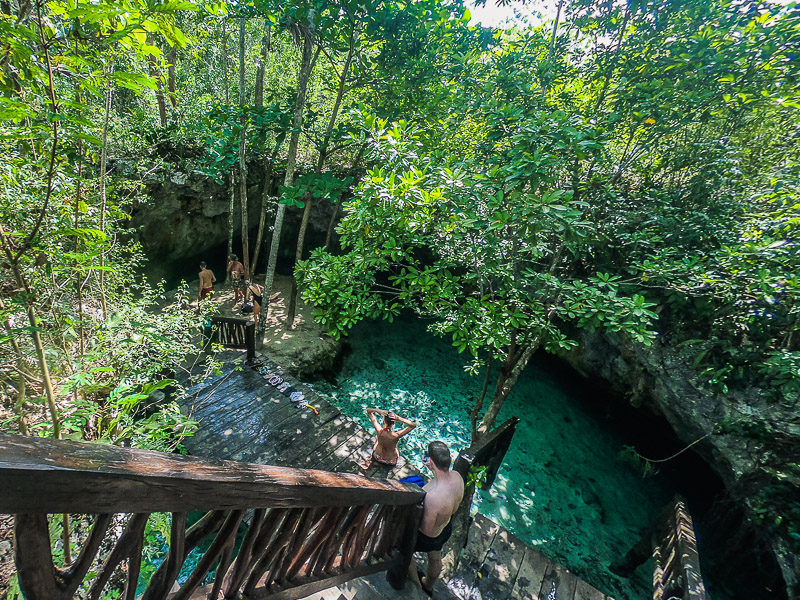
[420,468,464,537]
[198,263,216,300]
[408,440,464,594]
[198,268,215,289]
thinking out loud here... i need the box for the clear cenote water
[311,317,675,599]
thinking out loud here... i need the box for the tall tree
[260,9,320,335]
[285,14,358,326]
[238,15,251,278]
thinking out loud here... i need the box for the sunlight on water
[312,317,673,598]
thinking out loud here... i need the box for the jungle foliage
[0,0,798,595]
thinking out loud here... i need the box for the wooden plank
[279,413,354,465]
[312,428,373,473]
[183,388,279,459]
[186,375,263,421]
[330,431,377,475]
[177,360,240,397]
[573,579,607,600]
[0,434,425,514]
[446,513,500,599]
[254,557,402,600]
[509,546,550,600]
[291,418,360,471]
[181,372,245,416]
[538,563,577,600]
[472,527,528,600]
[253,401,341,464]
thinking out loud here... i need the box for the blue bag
[400,474,426,487]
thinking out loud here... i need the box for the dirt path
[189,274,341,379]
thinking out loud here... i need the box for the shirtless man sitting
[198,261,216,301]
[409,440,464,596]
[367,408,416,467]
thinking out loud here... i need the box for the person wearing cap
[226,254,245,305]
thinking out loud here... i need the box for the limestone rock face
[128,168,340,284]
[264,324,342,380]
[561,331,800,598]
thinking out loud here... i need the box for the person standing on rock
[408,440,464,596]
[198,261,216,301]
[227,254,245,305]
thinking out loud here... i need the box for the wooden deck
[177,350,614,600]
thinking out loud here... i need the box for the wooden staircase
[0,435,423,600]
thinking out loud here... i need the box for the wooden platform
[177,350,613,600]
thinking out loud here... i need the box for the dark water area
[310,316,747,600]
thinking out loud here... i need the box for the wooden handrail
[453,416,519,488]
[652,496,708,600]
[1,435,424,600]
[207,316,255,362]
[613,495,709,600]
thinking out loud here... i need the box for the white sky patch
[467,0,796,29]
[466,0,560,28]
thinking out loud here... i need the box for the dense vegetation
[1,0,798,596]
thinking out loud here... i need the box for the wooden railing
[206,316,255,362]
[0,435,424,600]
[453,416,519,487]
[613,495,709,600]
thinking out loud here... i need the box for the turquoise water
[312,317,674,599]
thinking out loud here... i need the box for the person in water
[408,440,464,596]
[198,261,216,301]
[367,408,416,467]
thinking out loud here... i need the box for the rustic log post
[386,501,423,590]
[88,513,149,600]
[14,513,64,600]
[245,320,255,362]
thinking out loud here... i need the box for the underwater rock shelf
[177,350,612,600]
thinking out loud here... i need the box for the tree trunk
[251,155,274,277]
[476,339,539,439]
[74,130,86,356]
[541,0,564,102]
[470,355,494,441]
[250,24,273,278]
[227,171,235,283]
[324,143,366,252]
[286,34,356,326]
[147,43,167,127]
[254,23,271,108]
[222,19,229,106]
[0,227,61,440]
[238,16,250,279]
[260,25,316,337]
[167,47,177,109]
[98,78,112,321]
[594,7,630,113]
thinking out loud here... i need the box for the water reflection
[313,318,672,598]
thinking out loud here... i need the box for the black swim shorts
[414,520,453,553]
